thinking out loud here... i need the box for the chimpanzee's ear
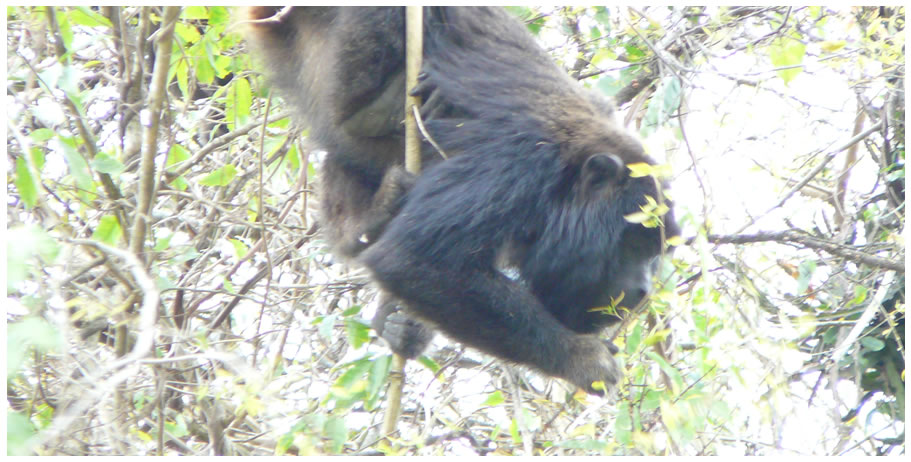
[582,153,624,188]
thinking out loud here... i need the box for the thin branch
[735,120,884,234]
[830,271,897,361]
[702,231,903,273]
[129,6,181,259]
[168,110,292,179]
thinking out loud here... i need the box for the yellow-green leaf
[820,40,846,53]
[624,211,652,224]
[228,238,248,258]
[770,37,806,85]
[199,164,237,187]
[483,390,505,406]
[15,157,39,208]
[92,215,123,245]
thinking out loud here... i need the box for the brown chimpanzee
[243,6,679,394]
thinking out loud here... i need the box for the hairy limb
[323,160,415,258]
[362,243,620,394]
[372,292,434,359]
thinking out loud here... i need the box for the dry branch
[703,230,904,273]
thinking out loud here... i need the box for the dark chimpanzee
[243,6,679,394]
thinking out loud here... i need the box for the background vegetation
[6,6,905,455]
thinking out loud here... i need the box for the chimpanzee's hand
[372,294,434,359]
[560,335,622,395]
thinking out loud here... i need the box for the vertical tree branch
[404,7,424,174]
[381,5,423,443]
[129,6,181,260]
[833,106,866,235]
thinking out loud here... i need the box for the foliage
[6,6,904,456]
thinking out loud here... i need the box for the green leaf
[796,260,816,294]
[646,351,684,391]
[341,305,362,316]
[483,390,506,406]
[769,37,806,85]
[69,7,111,27]
[7,225,60,292]
[317,314,337,339]
[614,401,632,445]
[57,136,93,192]
[92,215,123,245]
[199,164,237,187]
[55,8,74,51]
[8,412,37,456]
[593,7,611,28]
[330,359,372,400]
[167,144,190,169]
[323,417,347,454]
[556,438,605,451]
[822,326,838,345]
[345,319,370,349]
[820,40,846,53]
[627,162,655,178]
[641,389,661,411]
[175,22,202,44]
[275,432,294,455]
[173,59,189,98]
[860,337,885,352]
[15,157,39,208]
[195,51,215,85]
[225,77,252,128]
[287,143,300,171]
[644,329,672,347]
[182,6,208,20]
[589,48,616,67]
[170,247,199,266]
[162,415,189,439]
[29,146,46,174]
[661,76,682,114]
[228,238,248,259]
[209,7,230,25]
[642,76,682,136]
[509,418,521,443]
[850,286,868,306]
[166,144,190,190]
[90,152,125,175]
[365,355,391,410]
[624,211,652,224]
[624,43,646,61]
[28,128,55,142]
[8,317,62,376]
[154,232,173,252]
[214,55,232,79]
[57,63,81,100]
[626,323,642,354]
[417,355,441,373]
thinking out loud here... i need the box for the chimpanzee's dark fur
[244,6,678,394]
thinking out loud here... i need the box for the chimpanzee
[243,6,679,394]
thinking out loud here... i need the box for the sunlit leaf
[199,164,237,186]
[483,390,506,406]
[91,215,123,245]
[15,157,39,208]
[770,37,806,84]
[345,319,370,349]
[90,152,125,175]
[820,40,846,52]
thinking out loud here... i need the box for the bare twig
[702,231,903,273]
[129,6,181,259]
[735,120,884,234]
[830,271,897,361]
